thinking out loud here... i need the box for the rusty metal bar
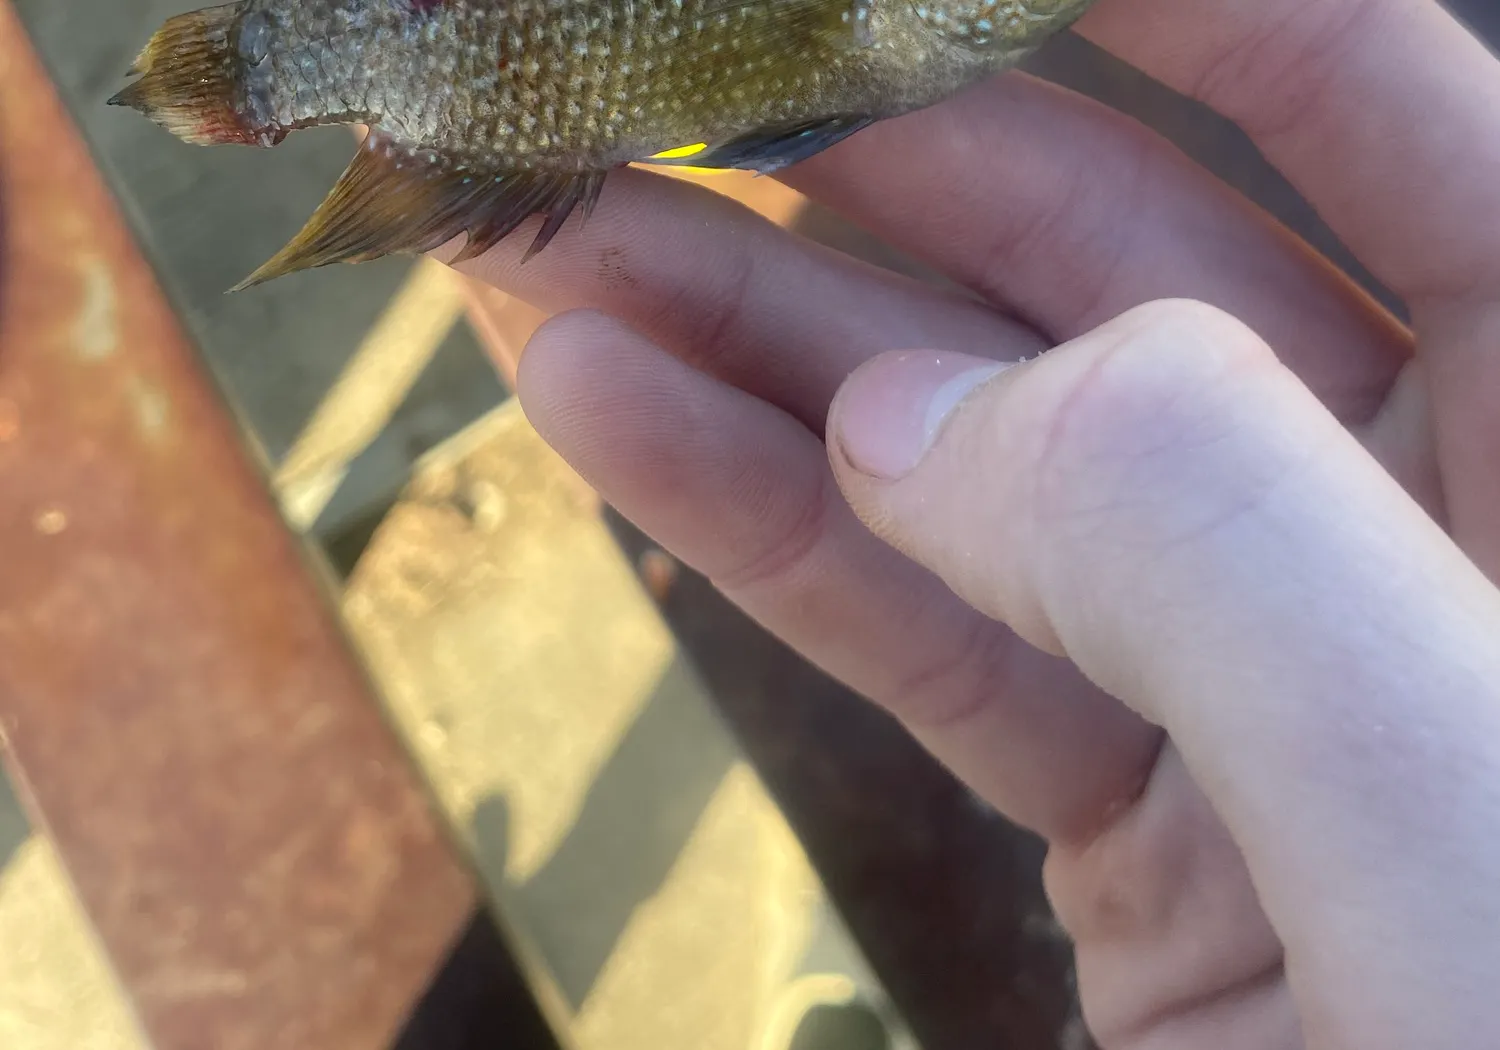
[0,7,539,1047]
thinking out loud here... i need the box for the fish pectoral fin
[647,116,876,176]
[232,133,607,290]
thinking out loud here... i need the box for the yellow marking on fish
[632,161,739,178]
[649,142,709,159]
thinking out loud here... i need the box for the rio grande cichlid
[110,0,1096,289]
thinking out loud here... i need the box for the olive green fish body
[111,0,1094,287]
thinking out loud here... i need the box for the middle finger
[452,166,1045,432]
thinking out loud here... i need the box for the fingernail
[835,351,1010,480]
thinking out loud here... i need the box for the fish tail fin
[231,133,608,291]
[108,3,274,147]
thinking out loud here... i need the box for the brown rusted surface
[0,6,485,1048]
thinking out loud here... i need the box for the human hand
[446,0,1500,1044]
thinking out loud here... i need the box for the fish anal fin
[232,133,608,290]
[647,116,875,176]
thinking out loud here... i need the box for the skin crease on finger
[1049,747,1294,1050]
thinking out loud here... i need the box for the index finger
[1076,0,1500,306]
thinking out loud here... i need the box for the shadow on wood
[469,655,739,1010]
[391,908,565,1050]
[603,511,1091,1050]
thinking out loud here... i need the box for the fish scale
[110,0,1096,288]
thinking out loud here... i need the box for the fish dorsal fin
[233,133,606,290]
[645,116,875,175]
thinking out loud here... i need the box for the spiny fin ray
[232,133,607,290]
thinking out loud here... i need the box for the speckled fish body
[111,0,1096,288]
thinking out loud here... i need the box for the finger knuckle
[976,119,1154,335]
[710,461,835,595]
[1028,299,1280,532]
[1187,0,1379,144]
[881,606,1011,730]
[646,236,759,373]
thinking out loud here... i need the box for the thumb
[827,298,1344,674]
[826,299,1500,1047]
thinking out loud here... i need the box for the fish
[109,0,1096,289]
